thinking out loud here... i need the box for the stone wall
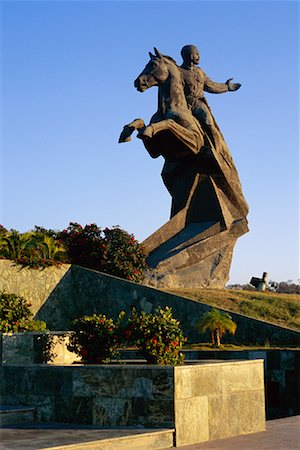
[0,261,299,345]
[0,260,71,315]
[0,360,265,446]
[174,360,265,446]
[183,349,300,420]
[1,334,298,420]
[0,332,77,365]
[39,266,300,345]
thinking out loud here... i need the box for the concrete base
[1,360,265,446]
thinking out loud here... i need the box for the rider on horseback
[180,45,241,146]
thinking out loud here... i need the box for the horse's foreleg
[119,118,145,143]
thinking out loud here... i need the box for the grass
[163,288,300,331]
[184,342,300,350]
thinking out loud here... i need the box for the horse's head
[134,48,172,92]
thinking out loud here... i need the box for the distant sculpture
[119,45,249,288]
[250,272,268,292]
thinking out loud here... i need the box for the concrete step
[46,429,174,450]
[0,405,36,426]
[0,426,175,450]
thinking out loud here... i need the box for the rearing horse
[119,47,205,158]
[119,47,249,220]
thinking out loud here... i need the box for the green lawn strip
[183,343,300,351]
[163,288,300,331]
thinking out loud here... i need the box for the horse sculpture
[119,48,205,155]
[119,47,249,288]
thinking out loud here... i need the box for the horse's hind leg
[142,119,202,153]
[119,118,145,143]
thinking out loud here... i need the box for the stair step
[0,405,36,426]
[0,426,175,450]
[47,429,174,450]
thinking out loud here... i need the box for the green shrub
[0,223,148,281]
[126,306,186,365]
[59,223,105,272]
[67,308,186,365]
[103,227,147,282]
[67,314,119,364]
[0,292,46,332]
[0,228,67,269]
[59,222,148,282]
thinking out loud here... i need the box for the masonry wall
[0,360,265,446]
[0,260,71,316]
[1,334,298,420]
[0,261,299,345]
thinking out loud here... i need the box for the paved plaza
[0,416,299,450]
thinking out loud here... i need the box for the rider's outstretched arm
[203,71,241,94]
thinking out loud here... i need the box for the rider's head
[181,45,200,66]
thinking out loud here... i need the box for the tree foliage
[0,222,148,283]
[0,228,67,268]
[196,308,237,347]
[59,223,147,282]
[0,292,46,333]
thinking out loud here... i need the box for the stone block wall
[184,349,300,420]
[174,360,265,445]
[1,335,298,420]
[0,332,77,365]
[0,360,265,446]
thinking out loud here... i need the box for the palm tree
[0,230,28,260]
[31,232,67,262]
[39,234,67,262]
[196,308,237,347]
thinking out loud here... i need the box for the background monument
[120,45,248,288]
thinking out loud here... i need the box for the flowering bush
[0,292,46,333]
[66,308,186,365]
[59,223,147,282]
[103,227,147,282]
[67,314,119,364]
[126,306,186,365]
[0,222,148,281]
[59,223,105,272]
[0,227,67,269]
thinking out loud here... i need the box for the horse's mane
[162,54,178,66]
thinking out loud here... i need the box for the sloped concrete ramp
[0,425,174,450]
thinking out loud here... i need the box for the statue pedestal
[143,218,248,289]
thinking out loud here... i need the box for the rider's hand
[226,78,241,91]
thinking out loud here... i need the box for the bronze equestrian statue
[119,45,248,288]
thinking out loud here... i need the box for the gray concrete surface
[175,415,300,450]
[0,416,299,450]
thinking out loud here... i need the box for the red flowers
[124,329,131,339]
[60,223,147,283]
[127,307,186,365]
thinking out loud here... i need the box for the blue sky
[1,0,299,284]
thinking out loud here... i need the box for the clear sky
[1,0,299,284]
